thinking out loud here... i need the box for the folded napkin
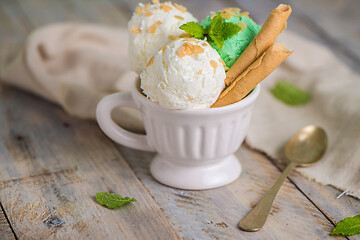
[247,31,360,197]
[1,23,143,132]
[2,23,360,197]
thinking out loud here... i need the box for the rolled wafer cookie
[224,4,292,86]
[212,42,292,108]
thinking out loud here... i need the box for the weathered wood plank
[0,208,16,240]
[0,2,32,238]
[0,86,182,239]
[261,151,360,240]
[118,145,337,239]
[289,173,360,240]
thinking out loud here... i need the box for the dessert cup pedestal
[150,154,241,190]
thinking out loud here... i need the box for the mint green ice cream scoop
[201,13,260,68]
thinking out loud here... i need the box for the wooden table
[1,0,360,239]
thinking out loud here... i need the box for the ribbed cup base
[150,154,241,190]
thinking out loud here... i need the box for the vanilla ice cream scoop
[128,1,197,73]
[140,38,226,109]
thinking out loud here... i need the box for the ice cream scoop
[128,1,197,73]
[140,38,226,109]
[201,8,260,68]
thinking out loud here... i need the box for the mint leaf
[207,13,225,48]
[96,192,136,209]
[179,22,205,39]
[207,13,241,49]
[221,21,241,41]
[271,81,311,105]
[179,13,241,49]
[331,214,360,236]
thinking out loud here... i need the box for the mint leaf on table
[96,192,136,209]
[271,80,311,106]
[179,22,205,39]
[331,214,360,236]
[179,13,241,49]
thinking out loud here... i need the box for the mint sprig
[179,13,241,49]
[96,192,136,209]
[331,214,360,236]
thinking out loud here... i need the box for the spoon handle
[239,161,297,232]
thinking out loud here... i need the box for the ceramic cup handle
[96,92,155,152]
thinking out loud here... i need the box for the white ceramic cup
[96,80,260,190]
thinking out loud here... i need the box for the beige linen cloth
[1,23,143,132]
[1,23,360,197]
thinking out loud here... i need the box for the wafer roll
[224,4,292,86]
[212,42,292,108]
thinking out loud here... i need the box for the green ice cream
[201,13,260,68]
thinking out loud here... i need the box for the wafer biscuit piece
[212,42,292,108]
[224,4,292,86]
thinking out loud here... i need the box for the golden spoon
[239,125,328,232]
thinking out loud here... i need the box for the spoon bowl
[285,125,328,166]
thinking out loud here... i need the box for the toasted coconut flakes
[210,60,217,69]
[146,56,155,67]
[157,20,163,25]
[202,43,208,47]
[219,58,226,65]
[185,42,194,48]
[222,7,241,12]
[178,42,206,58]
[154,7,160,10]
[210,15,215,20]
[159,45,167,52]
[184,44,192,56]
[197,70,202,75]
[210,11,216,15]
[144,3,151,9]
[174,3,187,13]
[161,4,172,12]
[224,66,229,71]
[238,21,247,30]
[179,33,192,38]
[238,12,249,17]
[152,0,160,4]
[174,15,184,20]
[193,45,204,57]
[144,11,154,16]
[130,26,141,34]
[221,12,233,19]
[168,35,177,41]
[177,45,186,58]
[135,6,143,14]
[147,24,157,33]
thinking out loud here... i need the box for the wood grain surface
[0,0,359,239]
